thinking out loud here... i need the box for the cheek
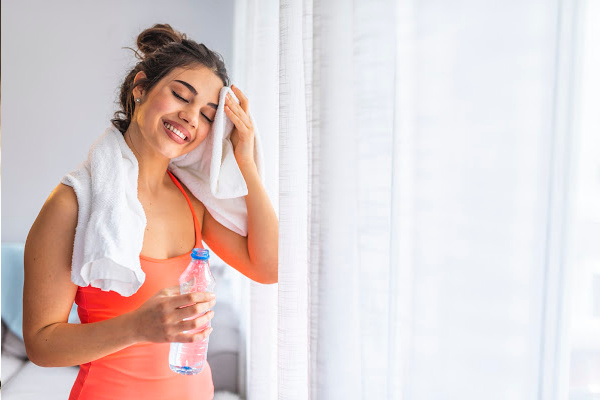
[140,98,173,125]
[196,125,211,142]
[185,126,211,153]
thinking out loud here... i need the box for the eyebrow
[174,79,198,95]
[174,79,218,109]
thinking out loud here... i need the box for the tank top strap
[167,170,203,249]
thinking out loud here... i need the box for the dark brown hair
[111,24,230,134]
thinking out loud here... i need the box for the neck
[123,123,172,195]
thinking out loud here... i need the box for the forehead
[163,65,224,99]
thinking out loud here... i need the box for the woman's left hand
[225,85,255,169]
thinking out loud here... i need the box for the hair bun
[136,23,186,57]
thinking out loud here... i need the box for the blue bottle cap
[191,248,209,260]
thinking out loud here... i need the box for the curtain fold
[232,0,280,398]
[313,0,400,398]
[277,0,313,398]
[538,0,581,398]
[391,1,418,397]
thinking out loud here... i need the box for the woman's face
[132,65,223,160]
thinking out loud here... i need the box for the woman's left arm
[201,85,278,284]
[238,159,279,283]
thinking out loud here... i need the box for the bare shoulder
[40,183,78,223]
[26,183,78,252]
[51,183,78,207]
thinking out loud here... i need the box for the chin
[163,148,188,160]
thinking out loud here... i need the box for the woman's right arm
[23,183,216,368]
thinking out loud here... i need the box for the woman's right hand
[131,286,216,343]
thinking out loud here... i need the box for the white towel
[169,86,264,236]
[62,86,264,296]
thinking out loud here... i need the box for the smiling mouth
[163,121,188,141]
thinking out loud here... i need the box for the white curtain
[231,0,280,398]
[232,0,578,398]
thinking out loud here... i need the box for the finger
[225,94,252,129]
[225,94,250,127]
[174,326,213,343]
[231,85,249,113]
[177,312,214,333]
[170,291,215,308]
[225,104,250,134]
[192,327,214,342]
[176,299,216,320]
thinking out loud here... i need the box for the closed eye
[202,113,214,124]
[172,89,212,123]
[171,90,189,103]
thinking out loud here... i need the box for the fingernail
[210,293,216,299]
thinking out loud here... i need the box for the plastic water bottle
[169,248,216,375]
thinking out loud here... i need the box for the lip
[162,123,187,144]
[162,119,192,142]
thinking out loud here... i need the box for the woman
[22,24,278,399]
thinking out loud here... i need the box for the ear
[132,71,147,99]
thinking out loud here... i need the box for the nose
[178,109,197,129]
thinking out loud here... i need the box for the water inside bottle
[169,260,214,375]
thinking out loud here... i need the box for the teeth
[164,122,187,141]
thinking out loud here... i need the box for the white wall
[1,0,234,242]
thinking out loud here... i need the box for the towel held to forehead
[62,86,264,296]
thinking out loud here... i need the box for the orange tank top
[69,170,214,400]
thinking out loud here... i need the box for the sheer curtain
[561,0,600,397]
[232,0,578,398]
[231,0,280,398]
